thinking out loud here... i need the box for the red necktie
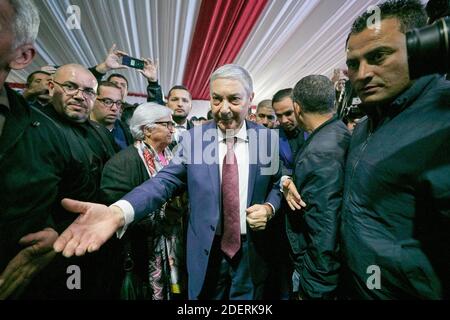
[221,137,241,259]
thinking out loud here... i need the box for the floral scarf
[135,141,184,300]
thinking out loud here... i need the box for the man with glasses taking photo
[90,81,133,150]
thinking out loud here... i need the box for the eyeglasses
[154,121,175,129]
[53,81,97,100]
[257,114,276,121]
[97,98,123,109]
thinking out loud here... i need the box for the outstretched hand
[282,179,306,211]
[0,228,58,300]
[53,199,125,258]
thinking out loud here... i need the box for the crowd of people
[0,0,449,300]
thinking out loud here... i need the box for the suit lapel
[246,120,258,207]
[203,122,220,205]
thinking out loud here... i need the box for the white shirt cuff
[113,200,135,239]
[265,202,276,217]
[279,175,292,192]
[264,202,275,220]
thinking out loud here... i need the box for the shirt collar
[175,121,187,129]
[0,86,11,110]
[218,120,248,142]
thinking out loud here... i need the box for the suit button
[204,249,209,256]
[210,225,215,231]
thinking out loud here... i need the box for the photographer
[406,0,450,79]
[340,0,450,299]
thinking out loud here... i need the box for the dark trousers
[199,236,263,300]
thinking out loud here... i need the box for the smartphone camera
[121,56,145,70]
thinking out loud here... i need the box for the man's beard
[172,114,187,124]
[36,94,51,106]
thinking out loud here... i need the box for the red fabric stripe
[6,82,26,89]
[182,0,268,100]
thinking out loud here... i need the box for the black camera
[406,0,449,79]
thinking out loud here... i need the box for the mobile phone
[121,55,145,70]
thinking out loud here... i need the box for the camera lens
[406,17,450,79]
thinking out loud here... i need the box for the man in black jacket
[341,0,450,299]
[284,75,350,299]
[44,64,118,168]
[0,0,94,299]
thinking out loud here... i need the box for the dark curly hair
[350,0,427,34]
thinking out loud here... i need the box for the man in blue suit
[54,64,282,300]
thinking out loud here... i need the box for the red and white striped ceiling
[8,0,385,104]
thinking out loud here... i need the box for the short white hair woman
[129,103,174,170]
[100,102,186,300]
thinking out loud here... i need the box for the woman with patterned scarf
[100,103,187,300]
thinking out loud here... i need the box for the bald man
[39,64,120,298]
[49,64,97,121]
[44,64,118,159]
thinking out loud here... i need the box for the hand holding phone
[138,58,159,82]
[121,55,145,70]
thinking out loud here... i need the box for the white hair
[210,64,253,97]
[9,0,40,49]
[129,103,172,141]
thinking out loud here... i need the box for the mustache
[36,89,49,96]
[219,113,234,121]
[67,100,86,108]
[355,81,383,91]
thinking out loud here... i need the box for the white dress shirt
[173,121,188,143]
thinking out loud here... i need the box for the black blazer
[0,87,88,271]
[100,145,149,205]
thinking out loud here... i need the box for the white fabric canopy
[8,0,420,106]
[236,0,383,101]
[8,0,201,98]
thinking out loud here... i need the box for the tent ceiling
[8,0,410,104]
